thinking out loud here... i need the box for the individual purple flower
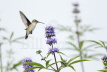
[45,26,55,38]
[73,3,79,6]
[73,8,80,13]
[49,48,59,54]
[102,55,107,63]
[46,38,57,46]
[22,58,34,72]
[54,48,59,52]
[49,48,54,54]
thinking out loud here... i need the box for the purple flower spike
[73,3,79,6]
[46,38,57,46]
[49,48,59,55]
[22,58,35,72]
[45,26,55,38]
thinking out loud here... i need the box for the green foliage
[68,60,90,65]
[65,40,102,60]
[0,29,24,72]
[3,32,24,44]
[98,62,107,72]
[79,25,99,35]
[83,53,103,60]
[56,14,102,72]
[0,28,7,32]
[58,55,89,71]
[46,60,51,67]
[68,65,76,71]
[46,61,61,68]
[103,62,107,66]
[22,52,89,72]
[24,67,43,72]
[79,40,85,49]
[58,52,66,56]
[9,60,23,71]
[56,25,72,32]
[46,52,51,58]
[56,24,99,37]
[23,62,45,68]
[98,69,107,72]
[67,55,80,64]
[87,40,106,48]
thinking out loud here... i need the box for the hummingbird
[19,11,44,39]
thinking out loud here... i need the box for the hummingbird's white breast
[28,22,37,31]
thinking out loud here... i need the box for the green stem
[0,43,3,72]
[52,45,59,72]
[39,53,56,71]
[75,14,85,72]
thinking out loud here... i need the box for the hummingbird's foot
[25,33,28,39]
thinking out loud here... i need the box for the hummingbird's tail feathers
[25,33,28,39]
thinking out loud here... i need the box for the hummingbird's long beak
[38,22,44,24]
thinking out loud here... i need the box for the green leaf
[46,52,51,58]
[98,69,107,72]
[87,40,103,47]
[46,60,51,67]
[79,40,85,49]
[7,49,14,55]
[24,67,42,72]
[38,68,42,71]
[82,49,94,52]
[68,65,76,71]
[56,25,72,32]
[10,32,14,40]
[23,62,45,68]
[58,52,66,56]
[59,55,64,61]
[10,60,22,70]
[83,44,97,51]
[83,53,102,60]
[100,40,106,47]
[63,48,78,51]
[67,55,80,64]
[88,28,99,31]
[69,60,90,65]
[47,61,61,68]
[68,35,75,40]
[0,28,7,32]
[2,37,8,40]
[12,37,24,42]
[103,62,107,66]
[88,54,103,57]
[12,41,22,44]
[67,42,78,50]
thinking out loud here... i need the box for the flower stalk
[45,26,59,72]
[52,45,59,71]
[0,43,3,72]
[73,2,85,72]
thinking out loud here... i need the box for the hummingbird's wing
[19,11,31,27]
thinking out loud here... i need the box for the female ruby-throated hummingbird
[19,11,44,39]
